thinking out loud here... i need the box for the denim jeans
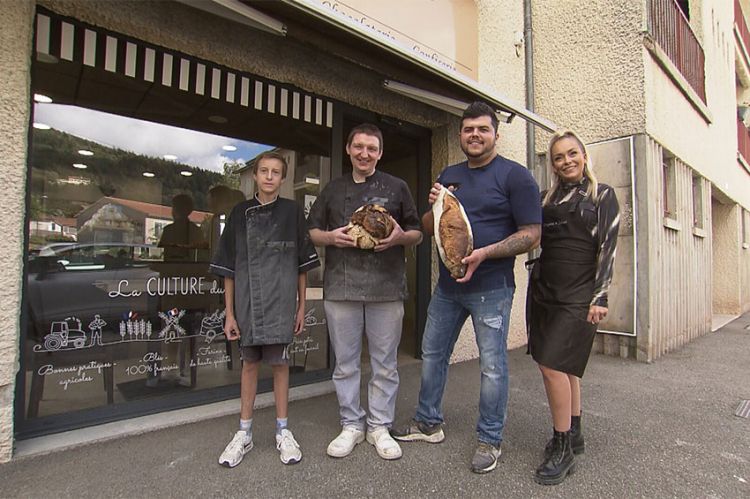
[415,285,514,446]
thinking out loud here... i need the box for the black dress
[528,179,620,377]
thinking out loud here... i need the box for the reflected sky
[34,103,272,173]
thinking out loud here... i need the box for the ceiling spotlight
[208,115,228,124]
[163,154,178,161]
[34,94,53,103]
[142,172,155,178]
[180,171,193,177]
[222,145,237,152]
[78,150,94,156]
[72,163,88,169]
[33,122,51,130]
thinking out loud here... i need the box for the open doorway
[710,193,741,330]
[340,114,431,361]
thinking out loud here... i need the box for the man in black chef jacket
[308,123,422,461]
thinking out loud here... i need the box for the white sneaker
[326,427,365,458]
[276,428,302,465]
[218,431,253,468]
[366,427,402,460]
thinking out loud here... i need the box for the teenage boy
[211,151,320,467]
[308,123,422,460]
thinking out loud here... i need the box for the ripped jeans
[415,285,514,446]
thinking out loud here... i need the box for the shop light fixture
[222,145,237,152]
[142,172,155,178]
[34,93,53,103]
[208,115,228,124]
[164,154,178,161]
[382,80,514,123]
[78,150,94,156]
[72,163,88,169]
[176,0,287,36]
[180,171,193,177]
[33,122,51,130]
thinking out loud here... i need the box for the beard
[460,141,493,159]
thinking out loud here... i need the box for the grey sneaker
[390,419,445,443]
[471,441,501,474]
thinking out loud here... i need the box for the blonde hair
[542,129,598,206]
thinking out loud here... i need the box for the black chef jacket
[210,196,320,346]
[307,170,421,301]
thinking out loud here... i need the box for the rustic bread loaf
[347,204,394,249]
[433,188,473,279]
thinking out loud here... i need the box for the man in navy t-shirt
[393,102,542,474]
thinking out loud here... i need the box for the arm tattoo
[482,224,541,259]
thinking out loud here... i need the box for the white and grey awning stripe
[34,9,334,128]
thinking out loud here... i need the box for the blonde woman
[527,130,620,485]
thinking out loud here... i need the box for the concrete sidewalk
[1,314,749,498]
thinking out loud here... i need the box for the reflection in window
[25,101,331,423]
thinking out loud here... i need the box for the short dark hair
[461,101,498,133]
[346,123,384,152]
[252,151,288,178]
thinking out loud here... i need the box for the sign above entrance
[300,0,478,81]
[284,0,557,132]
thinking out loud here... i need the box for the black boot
[570,415,585,454]
[534,430,576,485]
[543,414,585,459]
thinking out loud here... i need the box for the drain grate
[736,400,750,418]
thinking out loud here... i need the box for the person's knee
[271,363,288,374]
[539,364,565,382]
[479,357,505,380]
[242,360,260,374]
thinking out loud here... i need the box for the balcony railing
[738,117,750,164]
[647,0,706,102]
[736,0,750,60]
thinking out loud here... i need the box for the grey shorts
[240,344,289,365]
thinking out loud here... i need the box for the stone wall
[0,0,35,463]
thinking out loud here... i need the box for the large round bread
[433,188,473,278]
[348,204,394,249]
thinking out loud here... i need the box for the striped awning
[34,8,334,128]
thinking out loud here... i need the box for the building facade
[532,0,750,361]
[0,0,748,462]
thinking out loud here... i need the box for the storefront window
[22,11,333,430]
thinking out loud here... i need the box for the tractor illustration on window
[43,317,87,351]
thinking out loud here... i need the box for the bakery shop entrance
[340,114,431,361]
